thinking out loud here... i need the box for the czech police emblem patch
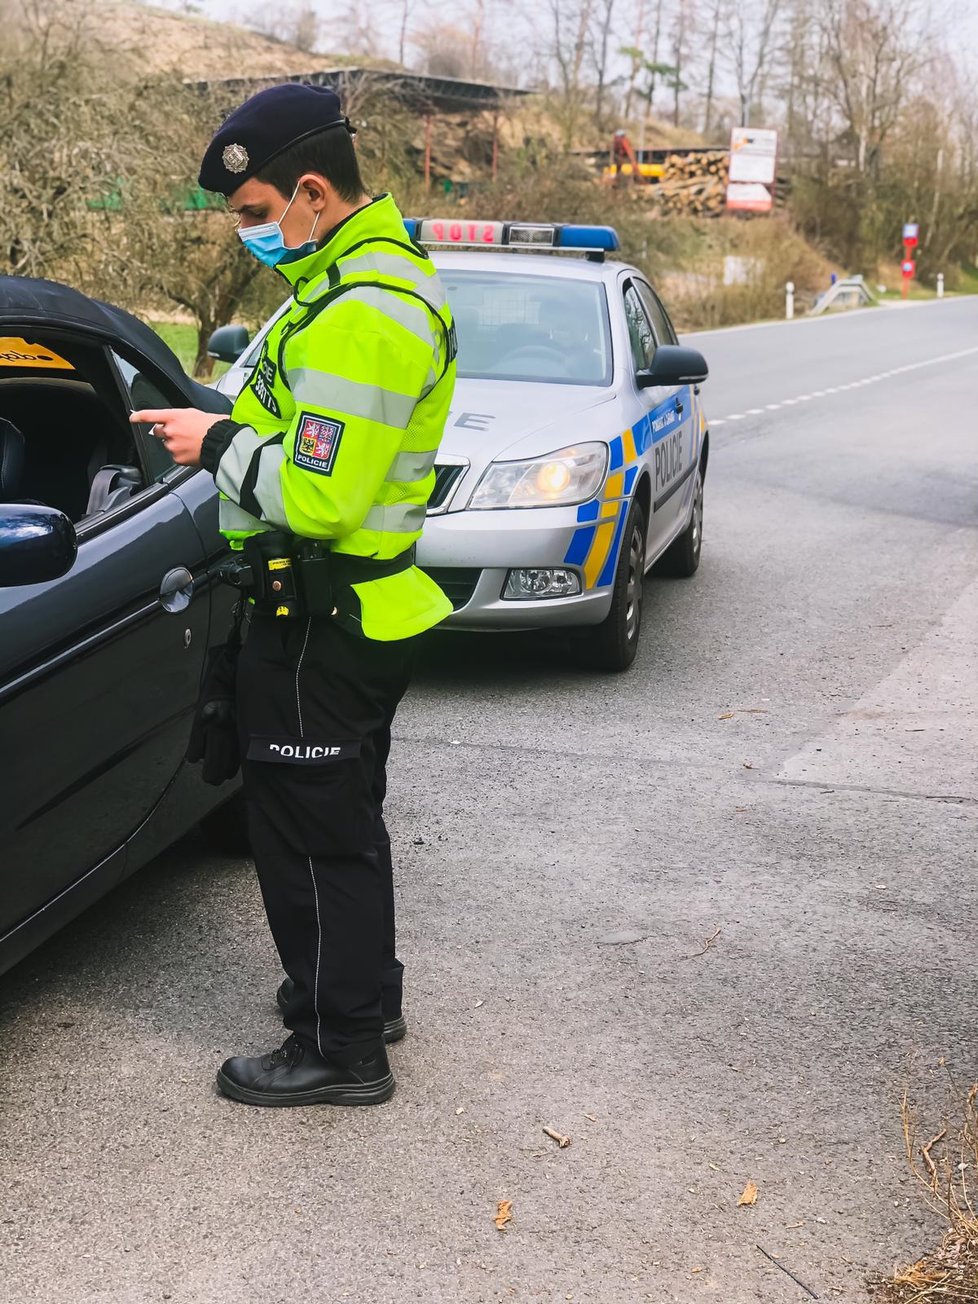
[294,412,344,476]
[222,142,249,174]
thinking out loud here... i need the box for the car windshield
[442,271,612,386]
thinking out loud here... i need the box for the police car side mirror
[637,345,708,389]
[0,503,77,587]
[207,324,251,365]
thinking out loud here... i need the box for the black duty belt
[218,531,415,618]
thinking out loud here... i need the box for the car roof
[0,275,227,413]
[432,250,634,284]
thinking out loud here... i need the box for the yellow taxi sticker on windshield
[0,338,74,370]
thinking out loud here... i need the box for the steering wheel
[492,344,569,373]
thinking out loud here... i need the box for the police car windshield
[443,272,612,386]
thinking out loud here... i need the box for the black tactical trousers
[236,611,414,1065]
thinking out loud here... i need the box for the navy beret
[199,84,351,195]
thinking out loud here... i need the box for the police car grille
[421,568,481,610]
[427,463,465,511]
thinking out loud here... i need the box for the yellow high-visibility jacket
[200,193,455,640]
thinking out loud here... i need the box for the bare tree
[727,0,783,126]
[546,0,597,146]
[590,0,617,127]
[702,0,725,136]
[621,0,647,121]
[241,1,320,52]
[670,0,690,127]
[820,0,930,174]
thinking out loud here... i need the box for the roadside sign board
[726,128,778,213]
[902,222,920,243]
[725,181,773,213]
[728,128,779,184]
[901,259,916,277]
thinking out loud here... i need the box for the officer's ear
[297,172,332,212]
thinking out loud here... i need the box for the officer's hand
[130,407,224,467]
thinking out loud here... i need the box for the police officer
[132,83,456,1107]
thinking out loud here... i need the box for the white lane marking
[710,418,726,426]
[713,342,978,427]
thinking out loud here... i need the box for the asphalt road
[2,297,977,1304]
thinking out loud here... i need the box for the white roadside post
[785,281,795,320]
[936,273,944,299]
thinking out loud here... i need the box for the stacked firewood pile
[653,150,730,216]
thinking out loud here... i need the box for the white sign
[725,181,773,214]
[728,128,779,185]
[902,222,920,241]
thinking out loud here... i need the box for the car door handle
[675,399,684,416]
[159,567,194,613]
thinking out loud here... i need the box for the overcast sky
[162,0,978,84]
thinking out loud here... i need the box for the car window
[636,281,678,345]
[441,272,612,386]
[0,332,144,521]
[622,284,655,370]
[110,350,179,483]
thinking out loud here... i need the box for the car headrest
[0,418,25,501]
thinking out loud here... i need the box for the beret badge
[222,142,250,174]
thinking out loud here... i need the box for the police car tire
[576,498,645,673]
[656,467,703,578]
[200,789,250,855]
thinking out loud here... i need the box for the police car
[212,220,710,670]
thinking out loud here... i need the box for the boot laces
[261,1034,304,1071]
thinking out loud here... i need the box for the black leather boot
[216,1035,395,1107]
[276,977,407,1044]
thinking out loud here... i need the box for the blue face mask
[238,183,320,268]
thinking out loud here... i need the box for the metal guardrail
[809,275,879,315]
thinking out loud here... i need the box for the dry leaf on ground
[494,1200,513,1230]
[738,1179,759,1206]
[718,712,735,720]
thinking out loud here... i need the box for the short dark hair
[256,126,365,205]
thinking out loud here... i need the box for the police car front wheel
[575,498,645,673]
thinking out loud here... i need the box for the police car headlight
[469,443,608,510]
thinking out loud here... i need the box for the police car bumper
[418,507,613,629]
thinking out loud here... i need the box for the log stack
[653,149,729,217]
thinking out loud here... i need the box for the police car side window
[636,281,678,346]
[622,285,655,371]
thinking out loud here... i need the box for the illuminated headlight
[503,568,582,600]
[469,443,608,510]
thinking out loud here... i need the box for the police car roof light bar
[403,219,621,261]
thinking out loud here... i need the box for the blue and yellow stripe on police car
[562,387,696,590]
[563,429,638,589]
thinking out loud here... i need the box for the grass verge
[149,320,228,380]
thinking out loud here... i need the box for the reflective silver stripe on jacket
[289,368,417,429]
[362,502,427,534]
[219,497,268,534]
[214,425,266,503]
[350,285,439,352]
[252,442,289,527]
[335,251,448,310]
[385,449,438,483]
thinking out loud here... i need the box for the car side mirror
[637,345,709,389]
[207,324,251,365]
[0,503,77,587]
